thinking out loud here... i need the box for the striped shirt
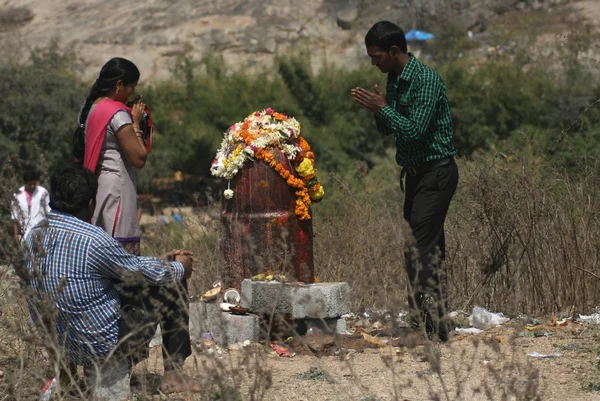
[24,211,184,365]
[376,53,456,167]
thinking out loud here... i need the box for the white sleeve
[109,111,133,133]
[43,189,51,213]
[10,195,19,220]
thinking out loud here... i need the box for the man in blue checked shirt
[24,164,200,394]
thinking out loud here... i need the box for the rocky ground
[0,0,580,82]
[132,314,600,401]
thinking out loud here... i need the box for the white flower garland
[210,109,302,182]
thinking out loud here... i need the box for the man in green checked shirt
[352,21,458,342]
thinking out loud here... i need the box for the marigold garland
[211,108,324,220]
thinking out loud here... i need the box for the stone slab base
[240,280,351,319]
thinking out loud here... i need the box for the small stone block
[221,312,260,345]
[188,301,260,347]
[241,280,351,319]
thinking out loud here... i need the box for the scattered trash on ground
[306,326,324,336]
[39,377,56,401]
[455,327,483,335]
[270,343,294,357]
[577,314,600,325]
[516,331,554,337]
[448,310,469,318]
[469,306,510,329]
[527,352,561,358]
[361,333,387,348]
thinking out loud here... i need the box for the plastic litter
[201,332,214,342]
[306,326,324,336]
[577,314,600,324]
[455,327,483,334]
[448,310,469,318]
[527,352,561,358]
[270,343,293,357]
[468,306,509,329]
[39,377,56,401]
[361,333,387,348]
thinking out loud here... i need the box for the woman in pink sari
[73,58,150,255]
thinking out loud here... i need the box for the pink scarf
[83,98,131,172]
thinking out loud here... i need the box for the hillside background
[1,0,596,80]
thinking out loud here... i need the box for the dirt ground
[132,317,600,401]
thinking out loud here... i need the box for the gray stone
[336,0,359,30]
[531,0,543,10]
[85,358,130,401]
[221,312,261,345]
[188,301,260,347]
[261,37,277,53]
[515,1,527,10]
[241,280,351,319]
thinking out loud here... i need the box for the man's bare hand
[161,249,194,261]
[162,249,197,279]
[175,254,195,279]
[351,84,387,114]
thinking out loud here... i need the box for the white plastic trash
[577,314,600,324]
[527,352,561,358]
[455,327,484,334]
[468,306,509,329]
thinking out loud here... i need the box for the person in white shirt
[12,170,51,242]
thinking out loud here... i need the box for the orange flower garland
[211,108,324,220]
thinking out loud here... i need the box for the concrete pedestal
[241,280,351,319]
[190,302,260,347]
[151,302,260,348]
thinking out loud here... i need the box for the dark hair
[365,21,407,53]
[49,164,98,215]
[73,58,140,162]
[23,169,40,182]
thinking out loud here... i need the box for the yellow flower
[309,185,324,201]
[295,158,314,178]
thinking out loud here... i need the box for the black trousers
[117,279,192,371]
[403,158,458,336]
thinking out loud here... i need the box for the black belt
[400,157,453,192]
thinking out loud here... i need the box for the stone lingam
[189,108,350,347]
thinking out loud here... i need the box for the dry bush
[313,168,409,313]
[447,152,600,315]
[4,148,600,400]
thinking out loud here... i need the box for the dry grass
[3,149,600,400]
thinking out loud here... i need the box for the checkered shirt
[376,54,456,167]
[24,211,184,365]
